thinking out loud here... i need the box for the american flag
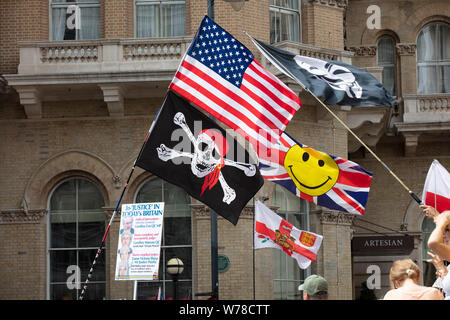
[169,16,301,149]
[259,132,373,215]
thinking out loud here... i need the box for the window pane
[165,280,192,300]
[79,6,100,40]
[136,4,159,38]
[164,217,191,246]
[417,23,450,94]
[78,179,104,210]
[136,178,163,203]
[79,249,106,282]
[82,282,106,300]
[78,221,104,247]
[136,1,185,38]
[136,281,164,300]
[50,250,77,283]
[382,65,395,96]
[163,247,192,281]
[418,65,438,94]
[418,25,438,62]
[52,7,68,40]
[51,222,76,248]
[270,10,280,43]
[51,284,78,300]
[161,3,185,37]
[377,37,395,64]
[280,10,299,42]
[51,180,77,211]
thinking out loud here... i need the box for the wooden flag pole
[247,34,422,205]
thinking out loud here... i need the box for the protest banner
[115,202,164,281]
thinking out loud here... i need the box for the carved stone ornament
[0,209,47,224]
[104,207,121,222]
[320,210,355,225]
[308,0,348,8]
[396,43,416,56]
[190,203,210,220]
[348,46,377,57]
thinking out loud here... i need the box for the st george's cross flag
[422,160,450,213]
[259,132,373,215]
[169,15,302,151]
[250,38,397,107]
[135,91,264,225]
[254,200,323,269]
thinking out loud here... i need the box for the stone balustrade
[403,93,450,122]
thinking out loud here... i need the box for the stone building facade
[346,0,450,299]
[1,0,445,300]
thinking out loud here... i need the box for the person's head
[299,275,328,300]
[123,216,134,231]
[121,230,132,246]
[389,259,420,289]
[119,246,131,261]
[118,262,128,276]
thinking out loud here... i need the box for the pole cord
[246,34,422,205]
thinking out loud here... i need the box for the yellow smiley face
[283,145,339,196]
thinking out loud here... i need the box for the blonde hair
[389,259,420,289]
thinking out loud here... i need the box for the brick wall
[0,0,48,74]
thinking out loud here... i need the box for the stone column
[318,210,355,300]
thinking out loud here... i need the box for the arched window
[134,177,192,300]
[417,22,450,94]
[377,35,396,96]
[421,217,437,286]
[271,184,309,299]
[48,178,106,300]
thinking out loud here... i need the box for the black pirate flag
[136,91,264,225]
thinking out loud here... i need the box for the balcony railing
[403,93,450,123]
[17,37,194,75]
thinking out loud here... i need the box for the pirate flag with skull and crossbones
[136,91,264,225]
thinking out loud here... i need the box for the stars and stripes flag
[259,132,373,215]
[422,160,450,213]
[169,15,302,150]
[254,200,323,269]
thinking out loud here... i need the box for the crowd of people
[382,205,450,300]
[300,205,450,300]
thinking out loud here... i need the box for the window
[135,0,186,38]
[50,0,101,40]
[421,217,437,286]
[377,36,396,96]
[48,178,106,300]
[134,178,192,300]
[270,0,300,44]
[271,184,309,299]
[417,23,450,94]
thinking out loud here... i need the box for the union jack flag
[169,15,301,150]
[259,132,373,215]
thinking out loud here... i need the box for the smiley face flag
[259,132,373,215]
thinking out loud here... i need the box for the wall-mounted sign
[218,254,230,272]
[352,235,414,256]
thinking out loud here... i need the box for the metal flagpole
[207,0,219,300]
[246,34,422,205]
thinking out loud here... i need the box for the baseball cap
[298,275,328,297]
